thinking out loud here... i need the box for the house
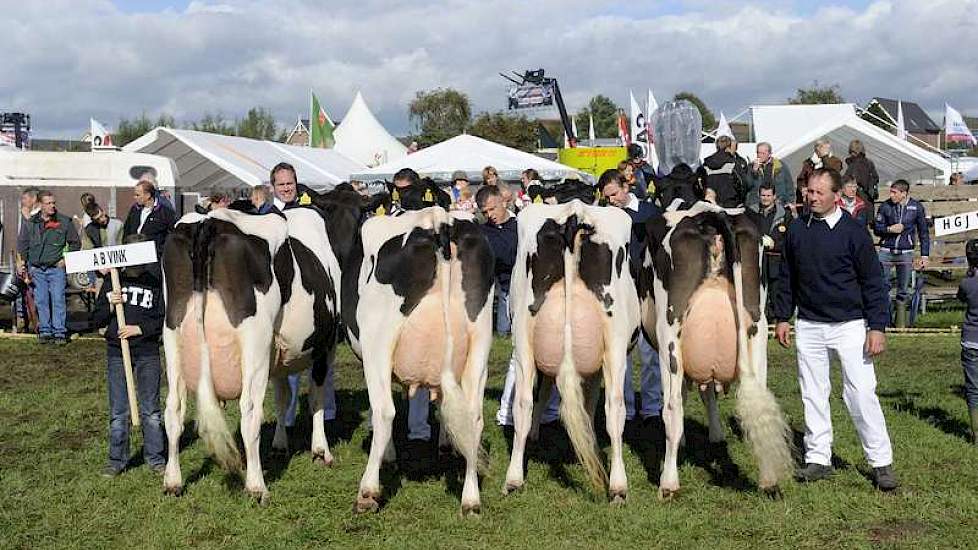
[865,98,941,149]
[286,117,310,146]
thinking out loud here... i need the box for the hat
[451,170,468,182]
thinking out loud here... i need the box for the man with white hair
[747,142,794,208]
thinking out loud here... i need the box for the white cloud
[2,0,976,138]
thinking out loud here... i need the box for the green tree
[468,112,537,152]
[673,91,716,132]
[190,113,235,136]
[409,88,471,147]
[114,113,175,146]
[574,95,621,139]
[236,107,279,140]
[789,82,844,105]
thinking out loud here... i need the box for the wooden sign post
[65,241,158,427]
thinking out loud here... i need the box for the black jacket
[480,217,517,292]
[700,150,747,208]
[773,209,888,331]
[93,268,165,354]
[844,154,880,201]
[122,200,176,256]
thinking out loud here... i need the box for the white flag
[946,103,977,146]
[716,112,734,139]
[571,116,579,145]
[588,113,596,142]
[646,88,658,163]
[90,118,114,149]
[896,101,907,140]
[629,90,647,155]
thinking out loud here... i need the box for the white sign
[934,210,978,237]
[65,241,158,274]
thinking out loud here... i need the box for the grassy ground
[2,335,978,549]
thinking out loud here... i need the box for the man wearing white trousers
[774,168,897,491]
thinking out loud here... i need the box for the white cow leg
[162,328,185,495]
[604,339,629,504]
[659,340,684,499]
[239,345,271,505]
[459,321,491,515]
[358,359,394,513]
[309,354,335,467]
[504,349,536,494]
[271,375,290,456]
[700,382,725,443]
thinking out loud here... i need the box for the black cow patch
[667,341,679,374]
[528,219,567,315]
[374,227,439,316]
[162,222,196,330]
[201,219,275,327]
[615,246,625,278]
[452,220,494,322]
[579,236,613,309]
[274,242,295,306]
[341,239,365,340]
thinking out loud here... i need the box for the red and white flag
[90,118,114,149]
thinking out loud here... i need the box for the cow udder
[392,289,469,390]
[680,277,738,384]
[178,292,244,401]
[532,279,605,378]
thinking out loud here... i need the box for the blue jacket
[623,198,662,269]
[874,198,930,256]
[480,216,517,292]
[773,209,888,331]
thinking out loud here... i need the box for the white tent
[333,91,407,167]
[750,104,949,184]
[123,127,365,191]
[352,134,582,182]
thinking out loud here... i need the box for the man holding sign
[88,234,166,477]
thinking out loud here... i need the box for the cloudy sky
[3,0,976,139]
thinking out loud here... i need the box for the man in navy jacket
[874,180,930,312]
[773,168,897,491]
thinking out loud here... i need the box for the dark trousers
[763,253,782,320]
[107,346,166,469]
[962,345,978,410]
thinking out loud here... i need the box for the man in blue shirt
[774,168,897,491]
[874,180,930,325]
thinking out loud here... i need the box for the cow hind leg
[162,328,186,495]
[271,376,290,456]
[659,329,685,500]
[358,348,396,513]
[238,321,273,505]
[603,336,629,505]
[504,346,536,494]
[700,382,725,444]
[309,352,335,467]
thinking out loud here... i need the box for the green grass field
[3,334,978,549]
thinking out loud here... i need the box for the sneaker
[873,465,899,492]
[101,465,124,478]
[795,462,834,482]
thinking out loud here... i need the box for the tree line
[113,107,286,147]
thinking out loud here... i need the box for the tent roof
[750,104,857,150]
[333,91,407,167]
[767,107,949,183]
[871,98,941,133]
[123,128,364,191]
[351,134,582,182]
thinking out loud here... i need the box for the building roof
[123,127,364,191]
[870,98,941,133]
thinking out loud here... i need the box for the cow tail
[437,215,484,471]
[731,261,791,489]
[557,226,607,492]
[193,222,241,473]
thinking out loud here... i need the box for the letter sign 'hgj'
[65,241,157,274]
[935,211,978,238]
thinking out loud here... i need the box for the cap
[451,170,468,182]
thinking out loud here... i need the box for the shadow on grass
[880,388,971,443]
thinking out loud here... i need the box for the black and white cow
[503,200,639,503]
[639,200,792,499]
[161,187,366,503]
[342,205,494,515]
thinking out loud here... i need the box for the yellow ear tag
[299,192,311,205]
[392,189,400,202]
[375,205,386,217]
[594,189,601,201]
[533,195,543,204]
[424,188,433,202]
[647,182,656,195]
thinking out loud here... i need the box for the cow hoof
[609,491,627,507]
[502,480,523,495]
[461,502,481,517]
[247,489,270,506]
[163,484,183,497]
[658,487,679,501]
[355,493,380,514]
[761,485,783,501]
[312,453,334,468]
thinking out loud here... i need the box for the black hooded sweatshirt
[93,266,164,354]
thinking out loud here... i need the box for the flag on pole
[646,88,658,162]
[90,118,114,149]
[571,116,579,145]
[588,113,596,143]
[309,91,336,148]
[896,101,907,140]
[629,90,647,156]
[716,112,734,139]
[945,103,977,146]
[617,109,630,146]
